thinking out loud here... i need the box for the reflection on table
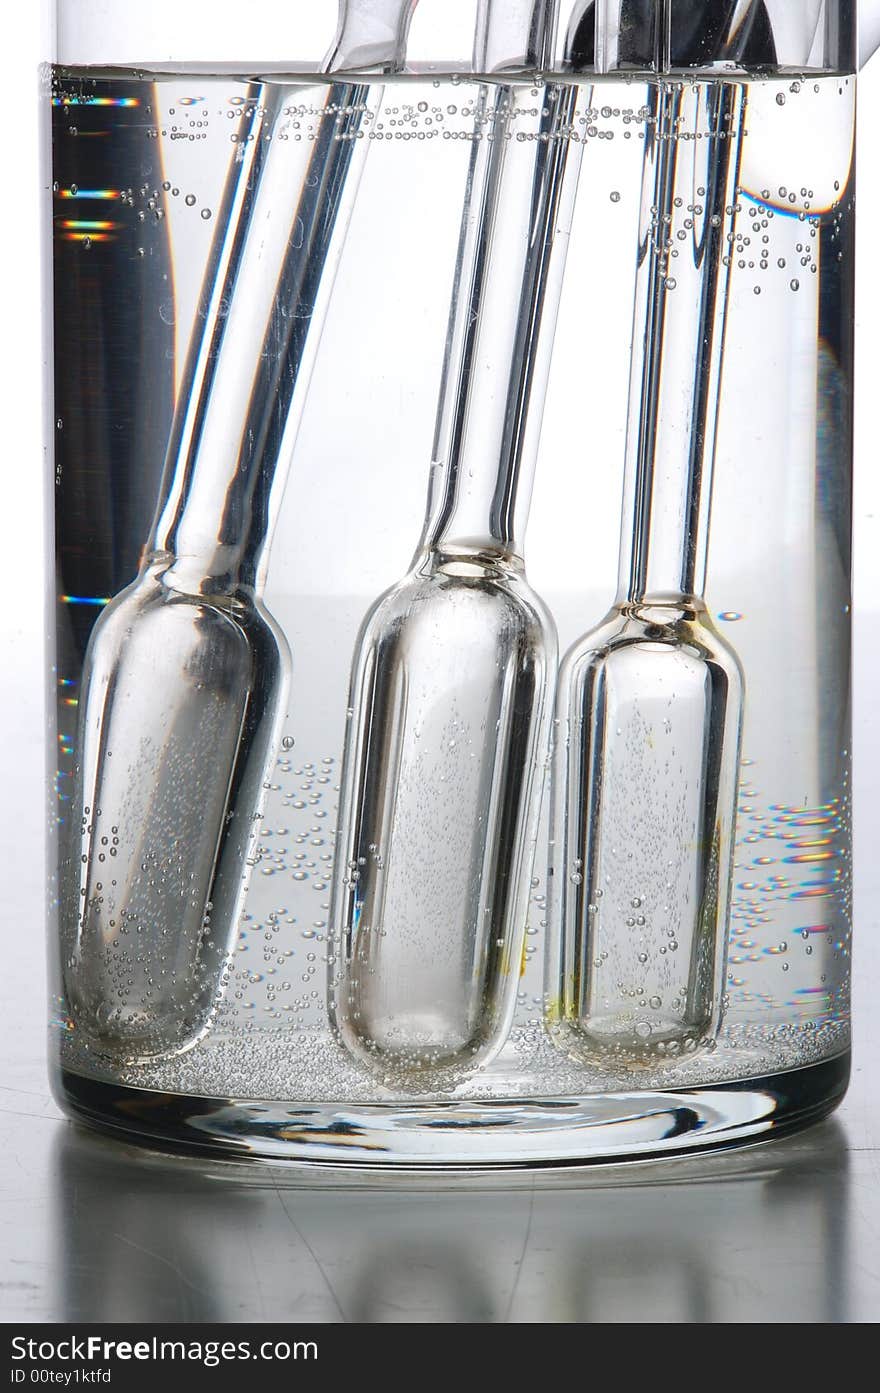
[52,1119,850,1322]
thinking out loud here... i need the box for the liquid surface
[51,68,853,1102]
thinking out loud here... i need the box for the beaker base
[53,1051,850,1173]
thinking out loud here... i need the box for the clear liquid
[51,68,854,1105]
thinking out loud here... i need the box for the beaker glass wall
[48,0,855,1165]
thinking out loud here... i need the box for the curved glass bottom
[54,1052,849,1173]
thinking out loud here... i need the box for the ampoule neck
[143,550,257,606]
[612,592,710,627]
[415,539,525,584]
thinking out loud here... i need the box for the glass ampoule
[329,2,588,1084]
[546,77,745,1067]
[61,1,416,1060]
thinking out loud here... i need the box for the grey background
[1,13,879,1324]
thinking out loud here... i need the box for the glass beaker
[47,0,860,1168]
